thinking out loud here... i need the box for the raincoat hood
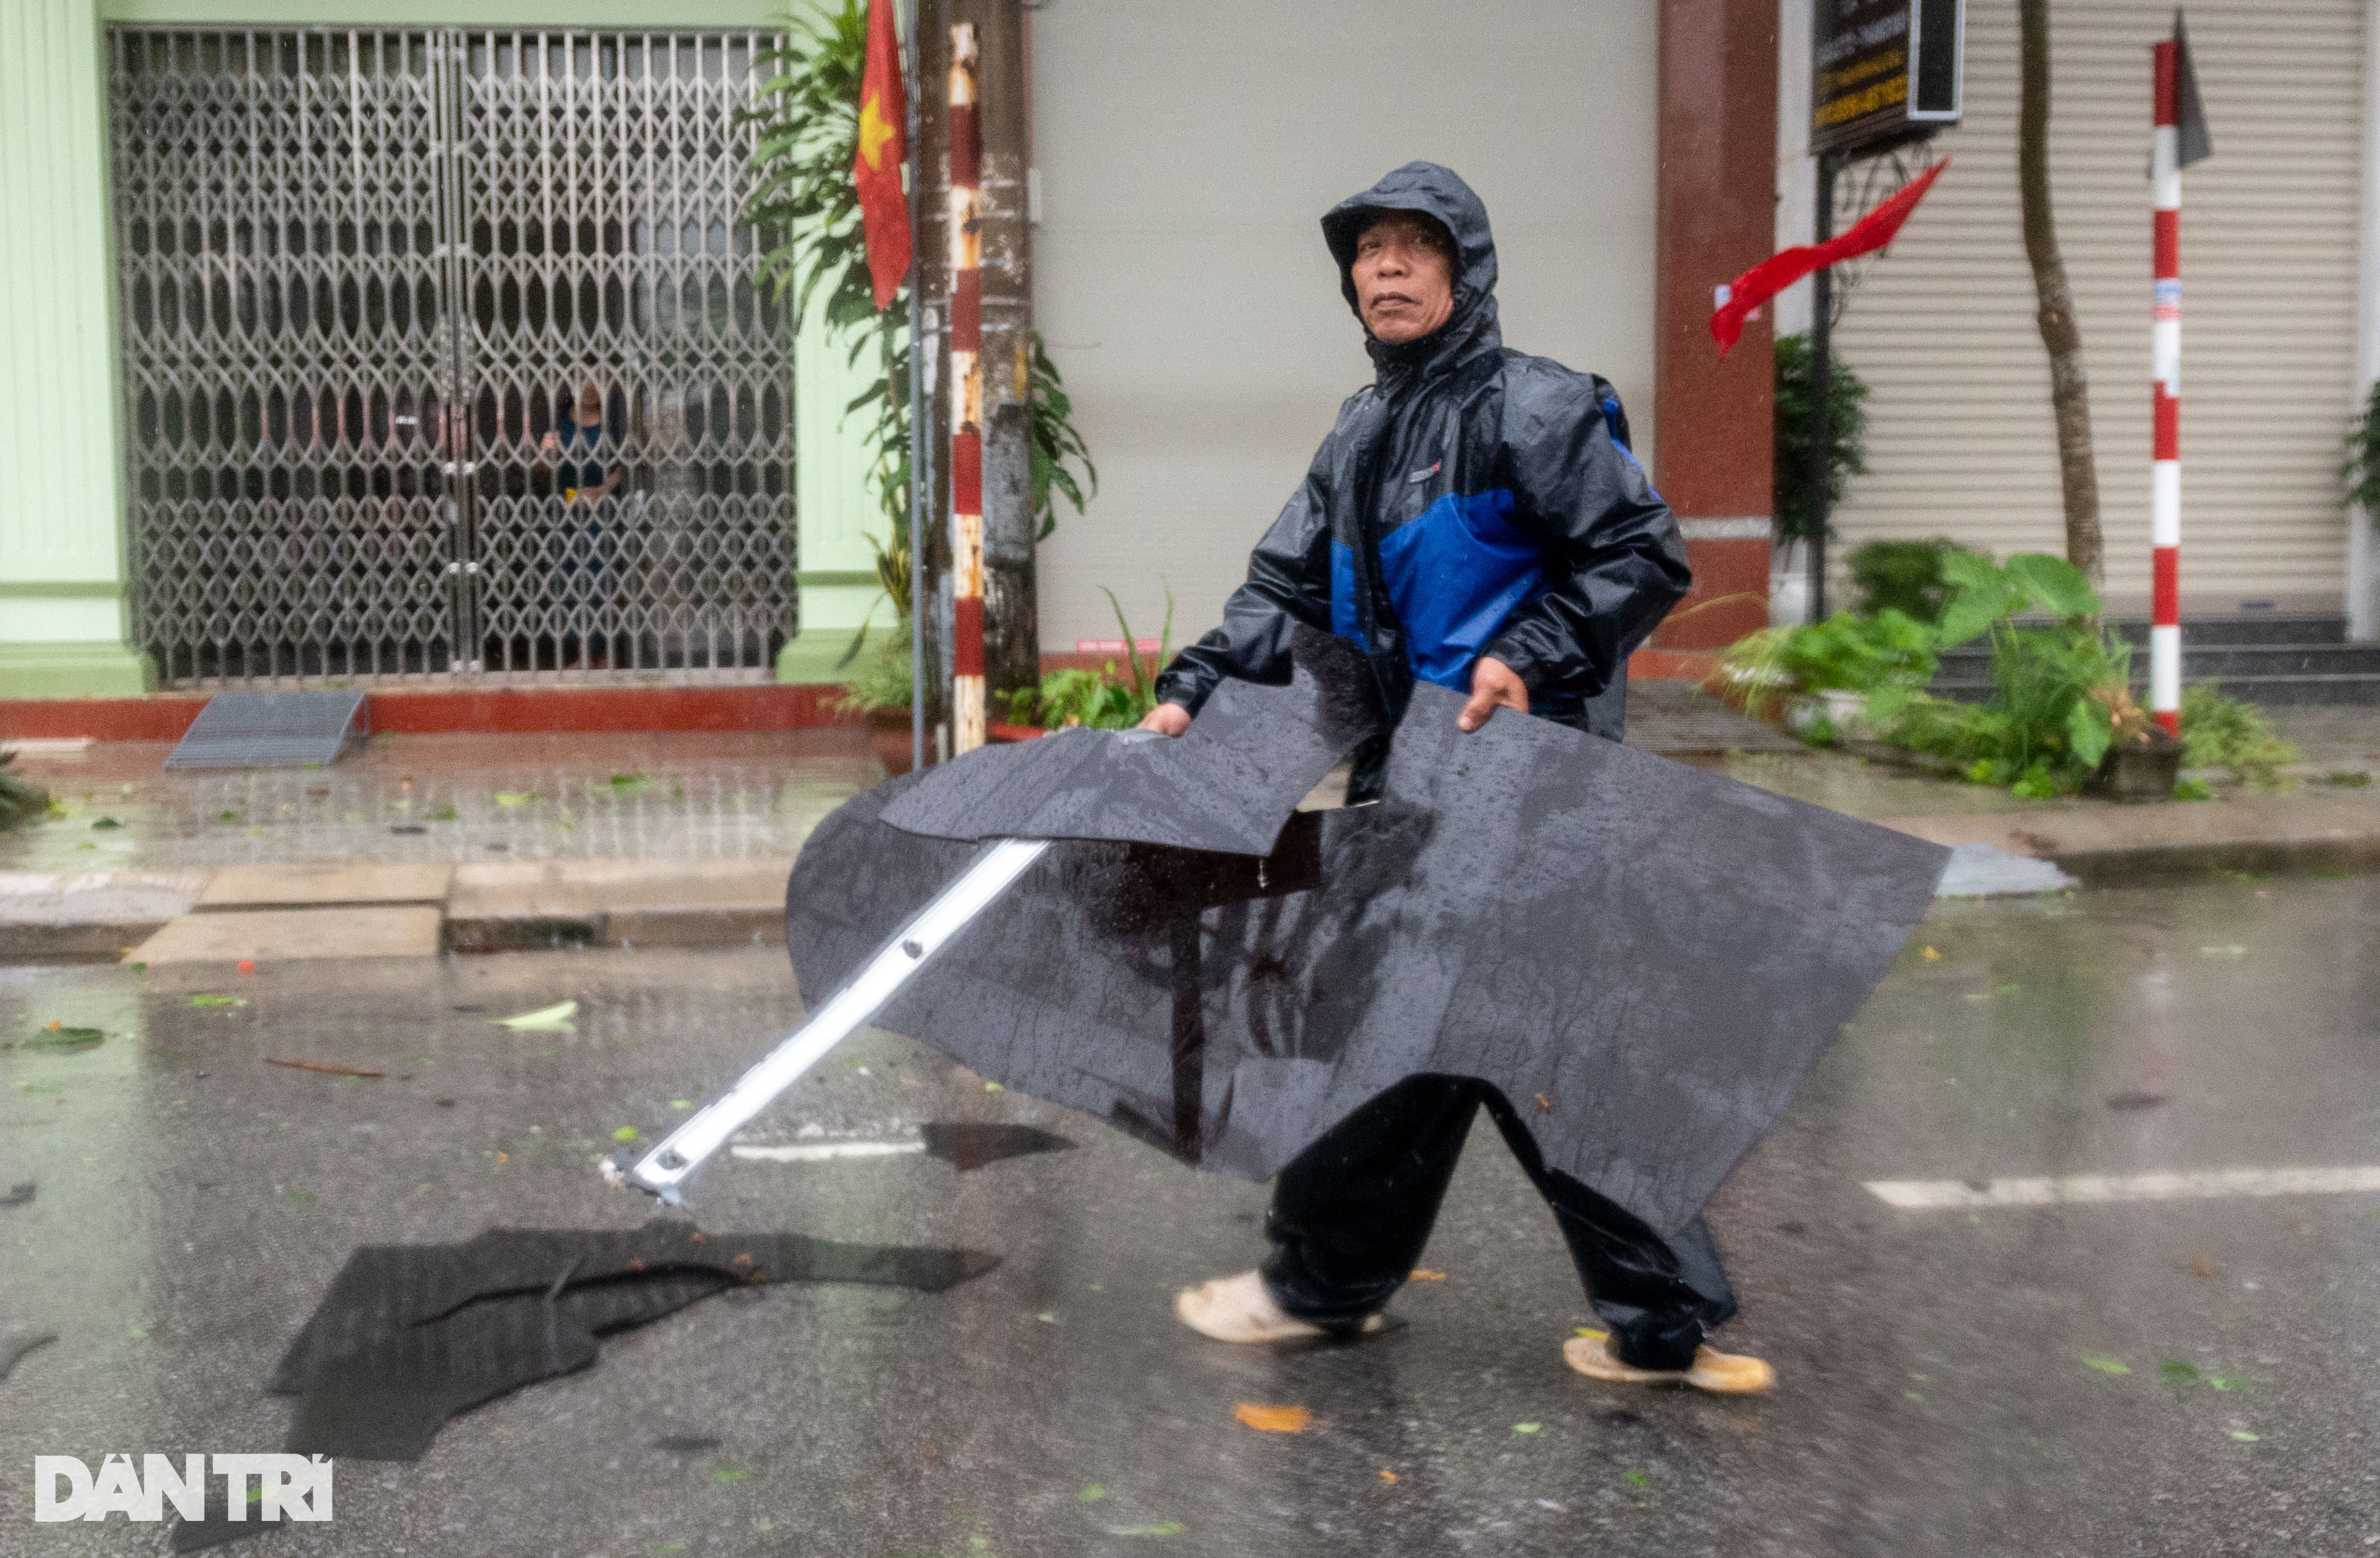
[1322,161,1501,381]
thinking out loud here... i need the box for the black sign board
[1813,0,1964,157]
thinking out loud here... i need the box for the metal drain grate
[165,691,370,770]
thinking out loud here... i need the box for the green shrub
[2180,685,2299,785]
[1774,332,1870,544]
[0,754,46,830]
[1008,666,1144,730]
[1724,548,2145,796]
[1720,609,1938,723]
[1006,585,1173,731]
[831,621,914,714]
[1848,538,1984,625]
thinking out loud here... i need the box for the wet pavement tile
[3,873,2379,1554]
[0,732,880,874]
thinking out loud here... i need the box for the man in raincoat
[1140,162,1772,1394]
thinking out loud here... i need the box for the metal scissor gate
[108,27,799,683]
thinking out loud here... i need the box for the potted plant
[834,624,917,775]
[2083,683,2182,800]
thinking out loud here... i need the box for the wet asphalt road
[4,873,2379,1557]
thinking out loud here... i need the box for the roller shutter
[1829,0,2365,615]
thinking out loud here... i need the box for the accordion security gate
[108,28,799,683]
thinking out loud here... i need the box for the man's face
[1352,213,1456,345]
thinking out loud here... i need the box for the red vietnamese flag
[1710,158,1949,356]
[852,0,911,310]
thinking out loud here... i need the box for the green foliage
[1029,334,1098,539]
[744,8,1098,666]
[2180,684,2300,785]
[1004,587,1173,730]
[831,619,915,713]
[0,754,46,830]
[1008,667,1145,730]
[744,2,878,342]
[1724,549,2144,794]
[1848,538,1984,625]
[744,3,912,664]
[1773,332,1870,543]
[1933,549,2098,646]
[2345,376,2380,514]
[1720,610,1938,722]
[1874,620,2137,793]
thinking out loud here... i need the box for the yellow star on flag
[858,90,898,171]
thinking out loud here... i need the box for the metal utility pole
[1806,150,1837,623]
[914,0,954,761]
[904,0,930,771]
[972,0,1038,707]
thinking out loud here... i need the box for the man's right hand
[1138,702,1192,738]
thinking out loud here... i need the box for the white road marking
[731,1140,924,1163]
[1866,1165,2380,1210]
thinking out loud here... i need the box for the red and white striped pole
[2150,38,2184,734]
[947,22,986,755]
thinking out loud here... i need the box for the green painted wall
[0,0,153,695]
[0,0,885,696]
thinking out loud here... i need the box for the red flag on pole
[1710,158,1950,357]
[852,0,911,310]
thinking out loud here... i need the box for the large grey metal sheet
[791,677,1950,1239]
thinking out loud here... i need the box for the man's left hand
[1457,656,1528,732]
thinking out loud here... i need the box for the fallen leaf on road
[2207,1373,2254,1392]
[710,1468,750,1483]
[24,1028,104,1051]
[1533,1091,1554,1113]
[2229,1430,2260,1442]
[2159,1358,2201,1390]
[2198,945,2248,958]
[496,1000,578,1031]
[266,1058,385,1079]
[612,1126,639,1142]
[1105,1522,1185,1538]
[1078,1484,1108,1503]
[494,791,536,807]
[1408,1270,1446,1281]
[2189,1255,2217,1278]
[1622,1469,1649,1487]
[1921,945,1940,960]
[2081,1354,2131,1376]
[91,818,122,830]
[189,995,245,1008]
[1234,1403,1312,1433]
[1377,1470,1397,1484]
[1513,1422,1543,1435]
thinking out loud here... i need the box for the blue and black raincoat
[1152,162,1691,738]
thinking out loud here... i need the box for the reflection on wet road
[3,873,2377,1555]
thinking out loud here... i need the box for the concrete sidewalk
[11,784,2380,962]
[6,697,2377,961]
[0,857,794,962]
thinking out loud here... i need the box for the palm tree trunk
[2018,0,2104,592]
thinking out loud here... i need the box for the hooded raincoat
[1152,162,1692,736]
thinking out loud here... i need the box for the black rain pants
[1259,1075,1737,1371]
